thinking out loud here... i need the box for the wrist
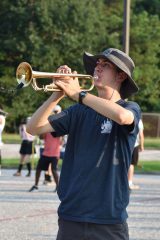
[78,91,88,104]
[50,92,64,101]
[70,91,80,102]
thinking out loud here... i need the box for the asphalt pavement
[0,169,160,240]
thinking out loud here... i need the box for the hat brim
[83,52,139,99]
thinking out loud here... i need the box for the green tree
[0,0,160,132]
[130,10,160,111]
[0,0,108,131]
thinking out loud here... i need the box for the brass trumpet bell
[16,62,94,92]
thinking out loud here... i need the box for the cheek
[101,72,114,82]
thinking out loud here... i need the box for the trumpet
[16,62,94,92]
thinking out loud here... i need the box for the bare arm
[26,92,64,136]
[0,116,5,126]
[139,130,144,151]
[56,79,134,125]
[80,93,134,125]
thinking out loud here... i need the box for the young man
[27,48,141,240]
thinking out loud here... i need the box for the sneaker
[44,174,52,182]
[13,172,21,176]
[129,183,140,190]
[26,173,31,177]
[29,185,39,192]
[43,180,53,186]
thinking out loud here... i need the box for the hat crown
[102,48,135,73]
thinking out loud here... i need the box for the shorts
[56,219,129,240]
[37,155,58,171]
[19,140,35,155]
[131,145,139,166]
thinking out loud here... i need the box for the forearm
[139,131,144,150]
[26,92,63,135]
[78,93,134,125]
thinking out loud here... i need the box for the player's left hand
[55,65,81,101]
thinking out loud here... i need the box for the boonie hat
[83,48,139,99]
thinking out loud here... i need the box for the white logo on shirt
[101,120,112,134]
[113,137,119,165]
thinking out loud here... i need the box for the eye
[103,63,109,67]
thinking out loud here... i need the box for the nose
[95,63,103,73]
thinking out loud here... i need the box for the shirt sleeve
[122,101,141,134]
[48,105,74,137]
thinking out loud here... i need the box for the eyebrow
[96,60,113,65]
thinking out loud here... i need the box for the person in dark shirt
[27,48,141,240]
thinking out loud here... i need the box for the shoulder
[119,100,141,115]
[119,100,140,110]
[50,104,90,120]
[65,103,89,113]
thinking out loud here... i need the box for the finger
[55,80,67,89]
[57,65,72,74]
[72,70,78,81]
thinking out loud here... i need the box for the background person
[60,135,68,161]
[29,105,62,192]
[0,105,7,176]
[13,117,35,177]
[0,105,6,146]
[128,119,144,190]
[43,104,62,185]
[42,134,68,185]
[27,48,141,240]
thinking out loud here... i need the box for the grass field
[2,133,160,149]
[1,134,159,174]
[1,158,63,171]
[135,161,160,174]
[3,133,22,144]
[144,138,160,149]
[1,158,159,174]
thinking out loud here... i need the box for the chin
[95,84,105,90]
[94,80,101,86]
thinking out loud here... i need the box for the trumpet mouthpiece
[93,75,98,80]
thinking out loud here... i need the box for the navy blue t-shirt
[49,100,141,224]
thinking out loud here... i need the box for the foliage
[130,11,160,111]
[0,0,160,132]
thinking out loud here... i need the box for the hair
[20,118,26,124]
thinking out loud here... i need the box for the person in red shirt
[29,105,62,192]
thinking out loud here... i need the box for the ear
[116,72,127,83]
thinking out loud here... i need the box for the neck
[97,87,121,102]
